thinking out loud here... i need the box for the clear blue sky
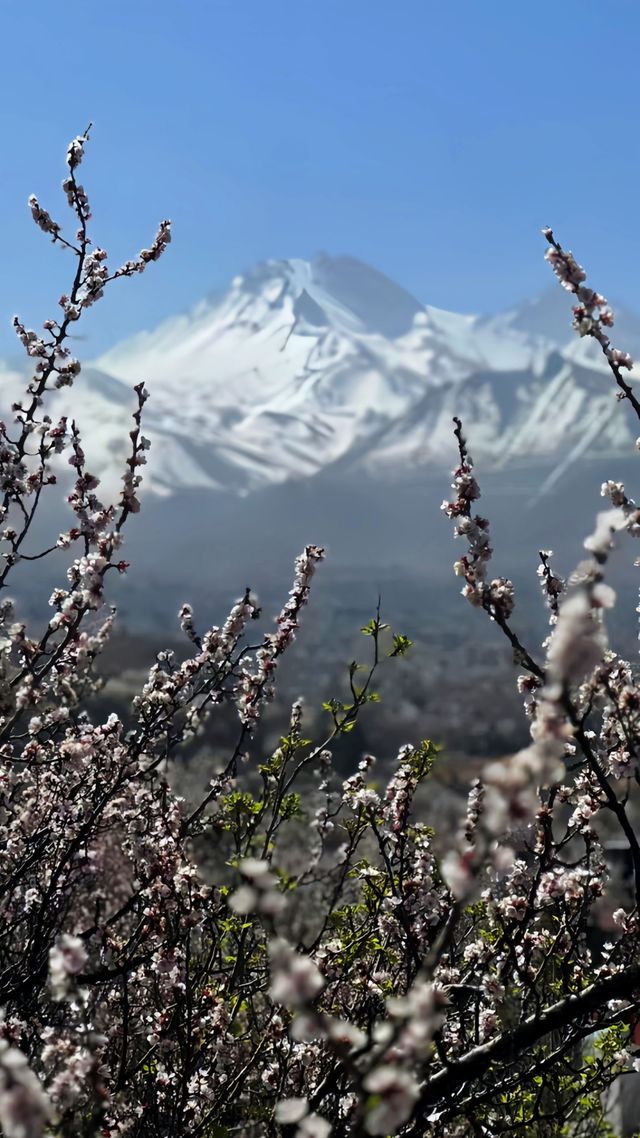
[1,0,640,354]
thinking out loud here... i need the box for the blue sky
[1,0,640,354]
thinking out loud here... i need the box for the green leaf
[389,633,413,657]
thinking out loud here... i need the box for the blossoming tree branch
[1,133,640,1138]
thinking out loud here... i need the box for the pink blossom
[269,938,325,1007]
[363,1066,420,1135]
[0,1043,52,1138]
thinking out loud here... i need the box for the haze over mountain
[3,254,640,636]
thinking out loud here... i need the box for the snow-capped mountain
[95,254,640,494]
[4,254,640,635]
[1,254,638,500]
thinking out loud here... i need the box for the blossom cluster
[442,417,515,621]
[544,229,638,401]
[1,137,640,1138]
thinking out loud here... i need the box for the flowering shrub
[3,133,640,1138]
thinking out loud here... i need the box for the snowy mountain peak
[2,255,640,500]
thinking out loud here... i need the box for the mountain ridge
[1,253,639,500]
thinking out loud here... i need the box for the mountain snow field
[3,254,636,500]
